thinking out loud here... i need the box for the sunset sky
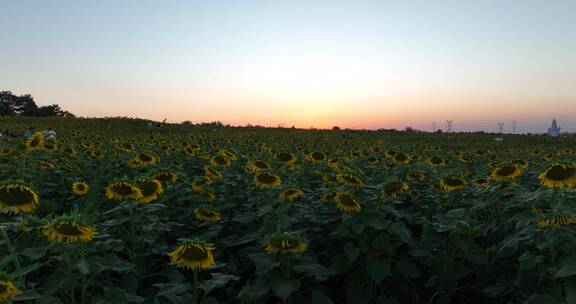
[1,0,575,132]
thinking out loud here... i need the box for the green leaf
[389,222,413,244]
[556,257,576,278]
[395,257,420,279]
[366,254,390,283]
[566,278,576,304]
[344,242,360,262]
[309,290,335,304]
[272,279,301,301]
[76,259,90,275]
[198,273,240,294]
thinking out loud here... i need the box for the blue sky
[1,0,575,132]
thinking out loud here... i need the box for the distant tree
[0,90,73,117]
[181,120,192,125]
[332,126,341,131]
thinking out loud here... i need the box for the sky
[1,0,575,133]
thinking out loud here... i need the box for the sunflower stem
[0,227,22,284]
[193,271,199,304]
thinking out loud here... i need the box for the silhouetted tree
[0,91,74,117]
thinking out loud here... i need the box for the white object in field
[494,137,503,142]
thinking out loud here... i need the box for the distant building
[548,119,561,136]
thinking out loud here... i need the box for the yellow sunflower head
[406,171,425,181]
[537,214,576,229]
[538,163,576,189]
[0,277,22,302]
[277,152,297,165]
[105,181,143,201]
[335,192,362,213]
[491,164,522,182]
[219,149,238,161]
[168,240,216,271]
[309,151,326,163]
[265,232,307,255]
[134,153,158,166]
[25,132,44,152]
[380,181,409,199]
[72,181,90,196]
[393,152,411,164]
[193,206,222,223]
[279,187,304,201]
[472,178,490,188]
[337,173,365,188]
[154,171,178,184]
[0,183,39,214]
[192,177,212,192]
[210,155,231,167]
[439,174,467,192]
[253,172,281,189]
[320,190,338,203]
[428,156,446,167]
[42,219,96,242]
[137,178,164,204]
[204,166,223,180]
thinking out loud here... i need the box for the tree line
[0,91,73,117]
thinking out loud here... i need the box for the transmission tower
[497,122,504,134]
[512,121,517,134]
[432,122,436,133]
[446,120,453,133]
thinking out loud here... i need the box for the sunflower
[43,142,58,152]
[135,153,158,166]
[513,159,529,170]
[39,161,55,170]
[265,232,306,255]
[0,277,22,302]
[72,181,90,196]
[105,181,143,201]
[393,152,410,164]
[472,178,490,188]
[200,190,217,202]
[0,148,11,156]
[277,152,297,165]
[25,132,44,152]
[491,165,521,182]
[320,190,338,203]
[219,149,237,161]
[42,219,96,242]
[192,177,212,192]
[537,214,576,229]
[0,183,39,213]
[246,160,270,172]
[380,181,409,199]
[337,173,365,188]
[137,178,164,203]
[439,174,466,192]
[427,156,446,167]
[335,192,362,213]
[168,240,216,271]
[211,155,230,167]
[193,206,222,223]
[254,172,281,189]
[309,151,326,163]
[538,163,576,189]
[406,171,425,182]
[120,142,134,152]
[279,187,304,201]
[459,155,472,164]
[204,166,223,180]
[154,171,178,184]
[407,189,421,201]
[61,147,77,156]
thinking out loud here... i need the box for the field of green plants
[1,117,575,304]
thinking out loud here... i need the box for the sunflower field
[1,117,576,304]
